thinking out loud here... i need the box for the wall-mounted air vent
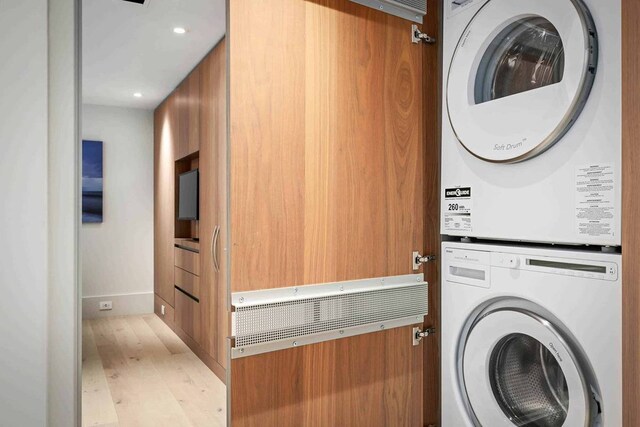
[230,274,428,358]
[349,0,427,23]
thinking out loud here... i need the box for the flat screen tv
[178,169,199,221]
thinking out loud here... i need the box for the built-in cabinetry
[153,38,227,382]
[226,0,437,424]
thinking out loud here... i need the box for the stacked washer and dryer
[440,0,622,426]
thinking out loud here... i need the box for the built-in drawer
[175,238,200,253]
[174,246,200,276]
[175,287,201,341]
[174,267,200,299]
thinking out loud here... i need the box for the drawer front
[175,287,201,341]
[174,247,200,276]
[175,267,200,299]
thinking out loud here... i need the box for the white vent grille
[349,0,427,23]
[231,275,428,358]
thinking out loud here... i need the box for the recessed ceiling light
[173,27,186,35]
[133,92,142,98]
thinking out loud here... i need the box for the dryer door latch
[413,326,436,346]
[413,251,436,270]
[412,24,436,44]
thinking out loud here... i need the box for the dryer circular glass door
[458,302,602,426]
[446,0,598,163]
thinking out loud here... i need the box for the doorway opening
[80,1,228,425]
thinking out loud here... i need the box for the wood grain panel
[422,0,441,424]
[186,67,201,156]
[175,68,201,160]
[175,287,201,341]
[154,100,176,307]
[174,247,200,276]
[231,326,422,426]
[213,39,230,371]
[174,82,188,160]
[229,0,424,293]
[199,46,216,362]
[199,39,227,367]
[171,317,227,384]
[174,267,200,300]
[175,238,200,252]
[228,0,425,425]
[154,294,175,325]
[229,0,306,292]
[82,315,227,427]
[622,0,640,424]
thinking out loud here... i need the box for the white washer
[441,0,621,246]
[441,242,621,426]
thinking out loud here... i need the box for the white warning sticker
[576,164,616,238]
[444,187,473,233]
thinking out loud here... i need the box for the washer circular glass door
[446,0,598,163]
[459,305,601,426]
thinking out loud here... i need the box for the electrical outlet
[99,301,113,311]
[161,304,166,316]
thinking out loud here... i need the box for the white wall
[0,1,49,425]
[82,104,154,318]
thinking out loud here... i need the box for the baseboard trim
[82,292,154,319]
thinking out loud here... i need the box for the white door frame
[48,0,81,425]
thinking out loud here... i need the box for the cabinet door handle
[212,225,221,272]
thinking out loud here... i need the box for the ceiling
[82,0,225,110]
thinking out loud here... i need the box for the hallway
[82,315,226,427]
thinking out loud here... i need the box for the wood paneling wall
[228,0,434,425]
[229,0,424,293]
[622,0,640,424]
[230,326,422,427]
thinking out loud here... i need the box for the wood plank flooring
[82,314,226,427]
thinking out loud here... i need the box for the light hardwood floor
[82,314,226,427]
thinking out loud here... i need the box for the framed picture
[82,140,103,223]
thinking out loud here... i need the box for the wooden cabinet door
[175,68,200,160]
[154,100,176,307]
[174,82,187,160]
[228,0,426,425]
[187,67,201,156]
[199,39,228,371]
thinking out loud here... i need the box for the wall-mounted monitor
[178,169,199,221]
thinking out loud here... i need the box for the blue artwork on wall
[82,140,103,223]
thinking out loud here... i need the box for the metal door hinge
[412,24,436,44]
[413,326,436,346]
[413,251,436,270]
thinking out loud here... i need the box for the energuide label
[575,164,616,238]
[444,187,473,233]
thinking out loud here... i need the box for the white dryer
[441,0,621,246]
[441,242,621,426]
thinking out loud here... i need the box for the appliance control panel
[444,247,620,285]
[447,0,482,18]
[494,254,520,269]
[443,248,491,288]
[491,252,619,282]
